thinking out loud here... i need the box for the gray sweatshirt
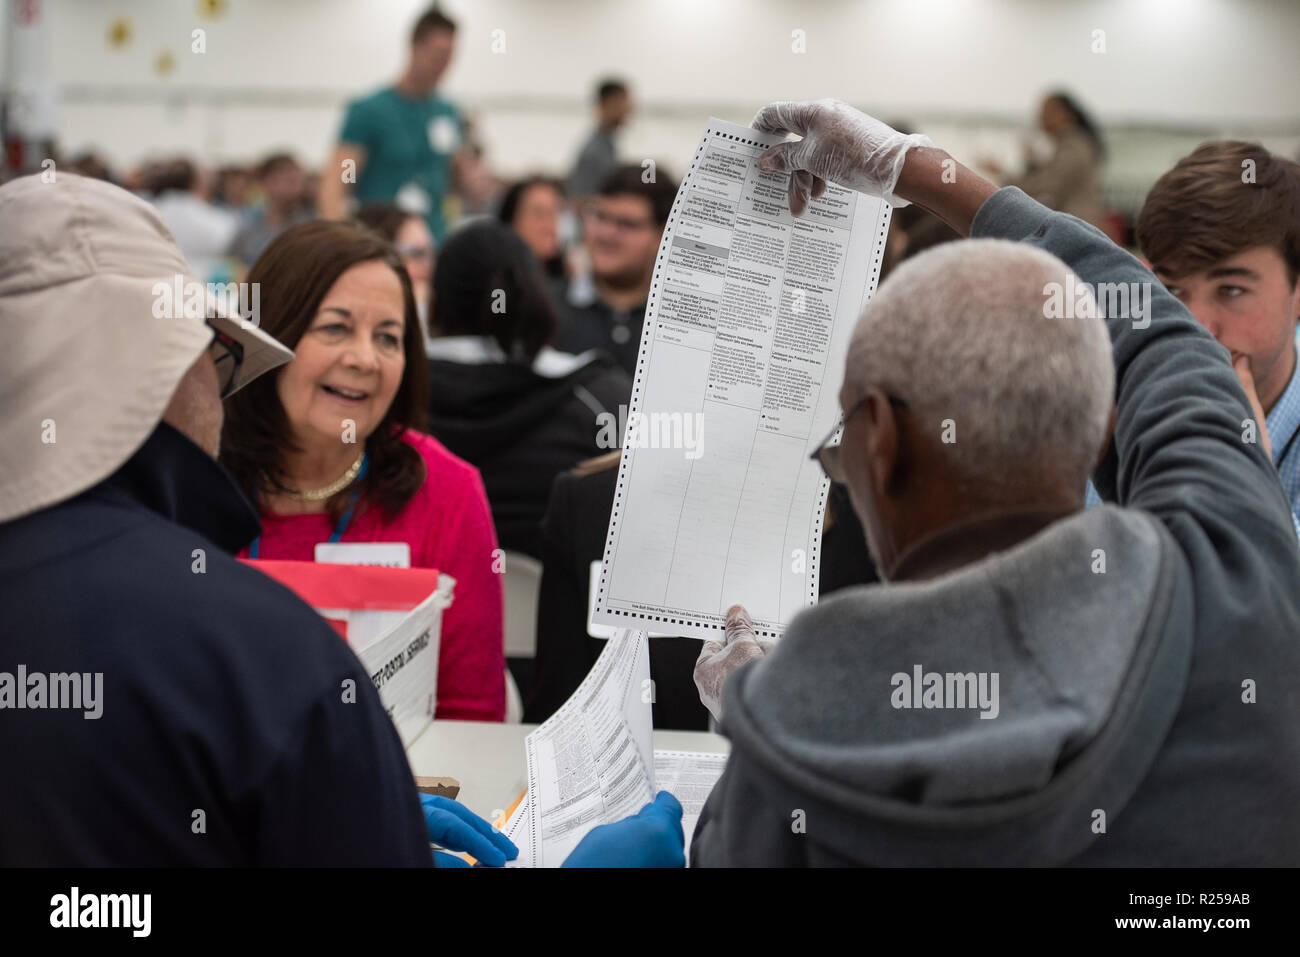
[690,187,1300,866]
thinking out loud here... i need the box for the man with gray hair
[846,239,1115,531]
[691,99,1300,865]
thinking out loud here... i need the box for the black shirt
[553,282,647,376]
[426,348,632,559]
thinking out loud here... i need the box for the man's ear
[1094,402,1118,471]
[862,387,901,497]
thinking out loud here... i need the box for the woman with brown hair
[221,220,504,721]
[497,175,567,279]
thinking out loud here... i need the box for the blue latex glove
[421,794,518,867]
[562,791,685,868]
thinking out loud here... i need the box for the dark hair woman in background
[424,219,630,559]
[497,175,567,279]
[1010,90,1108,228]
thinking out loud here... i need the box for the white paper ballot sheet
[501,796,532,868]
[593,117,892,640]
[504,749,727,868]
[524,629,655,867]
[653,749,728,864]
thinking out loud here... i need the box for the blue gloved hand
[561,791,685,868]
[421,793,518,867]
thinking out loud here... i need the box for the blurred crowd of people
[39,5,1296,727]
[5,3,1299,869]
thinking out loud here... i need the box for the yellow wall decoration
[107,18,131,49]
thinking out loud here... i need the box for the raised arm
[754,98,1297,552]
[317,143,367,221]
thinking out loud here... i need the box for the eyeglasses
[809,393,908,484]
[206,321,245,399]
[394,242,434,262]
[584,207,656,233]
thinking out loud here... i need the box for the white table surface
[406,720,730,820]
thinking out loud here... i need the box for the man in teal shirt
[318,6,464,243]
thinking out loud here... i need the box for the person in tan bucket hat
[0,173,293,522]
[0,174,675,868]
[0,173,443,864]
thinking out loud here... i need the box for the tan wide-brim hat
[0,172,293,523]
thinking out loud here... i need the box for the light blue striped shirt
[1264,343,1300,540]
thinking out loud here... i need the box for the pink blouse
[240,430,505,721]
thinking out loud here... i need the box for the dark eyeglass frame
[394,242,435,262]
[809,393,908,483]
[206,321,245,399]
[584,207,657,233]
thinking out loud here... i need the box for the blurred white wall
[7,0,1299,197]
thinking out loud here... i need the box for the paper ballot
[505,748,726,868]
[524,629,654,867]
[520,629,729,866]
[593,118,892,640]
[654,749,728,864]
[501,795,532,868]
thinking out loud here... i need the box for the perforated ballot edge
[592,117,892,641]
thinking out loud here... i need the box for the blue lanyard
[249,453,370,559]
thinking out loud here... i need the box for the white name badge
[427,115,460,154]
[394,182,431,214]
[315,542,411,568]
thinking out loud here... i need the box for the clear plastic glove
[562,791,685,868]
[421,793,519,868]
[750,98,934,214]
[694,604,774,723]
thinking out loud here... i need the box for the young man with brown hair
[554,165,679,374]
[1136,141,1300,518]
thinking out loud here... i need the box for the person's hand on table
[421,793,518,868]
[561,792,685,868]
[750,98,934,215]
[694,604,774,723]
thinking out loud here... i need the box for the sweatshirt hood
[426,338,614,461]
[720,505,1192,865]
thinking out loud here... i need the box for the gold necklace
[285,451,366,501]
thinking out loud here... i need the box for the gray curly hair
[844,238,1114,495]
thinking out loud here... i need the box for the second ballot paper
[592,117,892,640]
[517,629,727,867]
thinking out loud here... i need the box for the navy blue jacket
[0,423,431,865]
